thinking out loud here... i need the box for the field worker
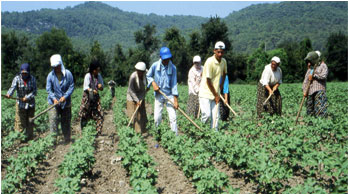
[46,54,74,144]
[187,55,203,118]
[147,46,179,135]
[108,80,116,98]
[256,56,283,118]
[199,41,227,129]
[126,62,148,134]
[6,63,37,141]
[79,60,104,135]
[302,51,328,117]
[220,75,230,121]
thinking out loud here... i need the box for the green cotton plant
[1,134,55,194]
[54,177,80,194]
[130,179,158,194]
[193,167,230,194]
[283,178,328,194]
[1,130,26,150]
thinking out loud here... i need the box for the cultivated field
[1,82,347,193]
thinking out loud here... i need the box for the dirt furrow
[78,107,131,194]
[144,135,196,194]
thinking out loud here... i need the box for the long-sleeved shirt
[302,62,328,95]
[259,64,283,87]
[146,59,178,98]
[127,71,146,102]
[46,69,74,109]
[7,74,37,109]
[83,73,104,91]
[188,65,202,95]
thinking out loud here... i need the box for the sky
[1,1,278,18]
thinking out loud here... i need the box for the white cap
[271,56,281,64]
[214,41,225,50]
[315,51,321,58]
[135,62,146,71]
[50,54,63,67]
[193,55,201,63]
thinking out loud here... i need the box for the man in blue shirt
[46,54,74,144]
[146,47,178,134]
[220,75,230,121]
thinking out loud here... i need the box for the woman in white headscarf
[256,56,283,118]
[46,54,74,144]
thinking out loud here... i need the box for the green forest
[1,1,347,89]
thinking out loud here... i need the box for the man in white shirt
[199,41,227,129]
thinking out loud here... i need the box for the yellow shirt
[199,55,227,100]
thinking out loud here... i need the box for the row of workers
[5,55,105,143]
[5,41,328,142]
[126,42,328,135]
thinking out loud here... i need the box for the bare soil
[144,135,196,194]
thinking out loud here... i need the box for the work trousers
[126,100,147,134]
[199,97,220,129]
[306,90,328,118]
[48,105,71,142]
[154,95,178,135]
[15,104,35,140]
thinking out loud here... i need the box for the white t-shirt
[259,64,282,86]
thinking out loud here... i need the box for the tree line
[2,17,347,89]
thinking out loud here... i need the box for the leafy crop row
[149,118,238,194]
[113,95,158,194]
[1,134,55,194]
[54,120,97,194]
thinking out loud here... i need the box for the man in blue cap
[146,47,178,135]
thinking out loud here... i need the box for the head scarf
[304,51,319,66]
[20,63,30,79]
[50,54,66,76]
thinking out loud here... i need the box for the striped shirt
[7,74,37,109]
[302,62,328,95]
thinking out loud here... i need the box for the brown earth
[144,135,196,194]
